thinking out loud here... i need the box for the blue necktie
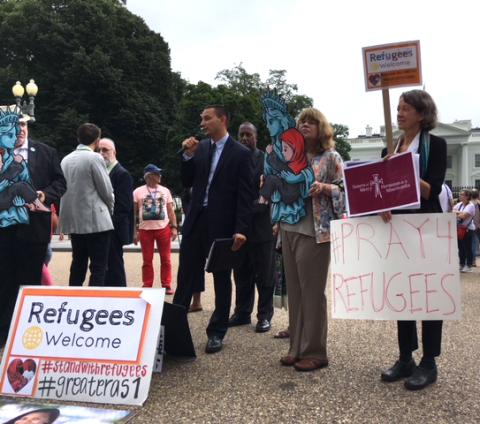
[208,142,217,172]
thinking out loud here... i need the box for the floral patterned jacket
[311,149,345,243]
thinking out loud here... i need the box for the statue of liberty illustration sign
[260,92,314,224]
[0,106,47,228]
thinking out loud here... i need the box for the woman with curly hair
[279,107,344,371]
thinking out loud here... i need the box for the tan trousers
[281,229,329,360]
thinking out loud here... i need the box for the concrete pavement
[1,250,479,423]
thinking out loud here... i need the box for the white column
[461,143,470,186]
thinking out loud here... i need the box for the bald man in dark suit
[98,138,134,286]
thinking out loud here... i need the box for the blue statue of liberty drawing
[260,91,314,224]
[0,106,46,227]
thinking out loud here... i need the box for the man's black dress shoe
[228,314,251,327]
[255,319,271,333]
[205,336,223,354]
[404,366,437,390]
[381,359,416,382]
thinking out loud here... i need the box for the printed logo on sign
[370,174,384,199]
[22,326,43,350]
[10,297,149,362]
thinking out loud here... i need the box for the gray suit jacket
[59,145,114,234]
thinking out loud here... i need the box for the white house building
[348,120,480,188]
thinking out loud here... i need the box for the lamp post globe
[26,79,38,96]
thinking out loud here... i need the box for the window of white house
[475,154,480,168]
[446,156,452,169]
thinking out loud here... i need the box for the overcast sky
[127,0,479,137]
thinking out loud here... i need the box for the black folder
[161,302,196,358]
[204,238,243,273]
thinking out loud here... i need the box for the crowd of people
[0,89,476,393]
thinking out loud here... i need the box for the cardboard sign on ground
[0,287,164,406]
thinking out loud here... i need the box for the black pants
[69,231,111,287]
[0,226,46,339]
[233,239,275,321]
[103,230,127,287]
[458,230,473,267]
[398,320,443,358]
[174,210,232,339]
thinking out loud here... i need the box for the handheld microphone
[177,133,203,155]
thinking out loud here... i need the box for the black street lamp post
[12,79,38,122]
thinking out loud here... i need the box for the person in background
[469,188,480,266]
[453,189,475,273]
[272,232,289,339]
[229,122,275,333]
[380,89,447,391]
[40,204,59,285]
[133,164,177,294]
[59,123,114,287]
[98,138,134,286]
[181,186,204,312]
[438,183,453,213]
[279,107,344,372]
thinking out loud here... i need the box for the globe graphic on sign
[22,326,43,350]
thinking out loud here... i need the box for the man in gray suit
[59,123,114,286]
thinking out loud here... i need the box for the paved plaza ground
[2,250,479,423]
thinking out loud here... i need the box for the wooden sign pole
[382,88,394,154]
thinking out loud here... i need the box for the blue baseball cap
[143,164,162,176]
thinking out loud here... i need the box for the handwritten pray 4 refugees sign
[330,213,461,320]
[0,287,164,406]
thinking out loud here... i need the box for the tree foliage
[0,0,176,186]
[332,123,351,161]
[0,2,351,194]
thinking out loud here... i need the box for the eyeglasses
[99,148,111,153]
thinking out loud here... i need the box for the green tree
[215,64,265,97]
[332,123,351,161]
[0,0,176,184]
[212,64,313,149]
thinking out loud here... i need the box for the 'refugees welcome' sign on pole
[362,40,422,154]
[362,40,422,91]
[0,287,164,405]
[330,213,461,320]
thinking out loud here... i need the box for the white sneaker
[461,265,472,273]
